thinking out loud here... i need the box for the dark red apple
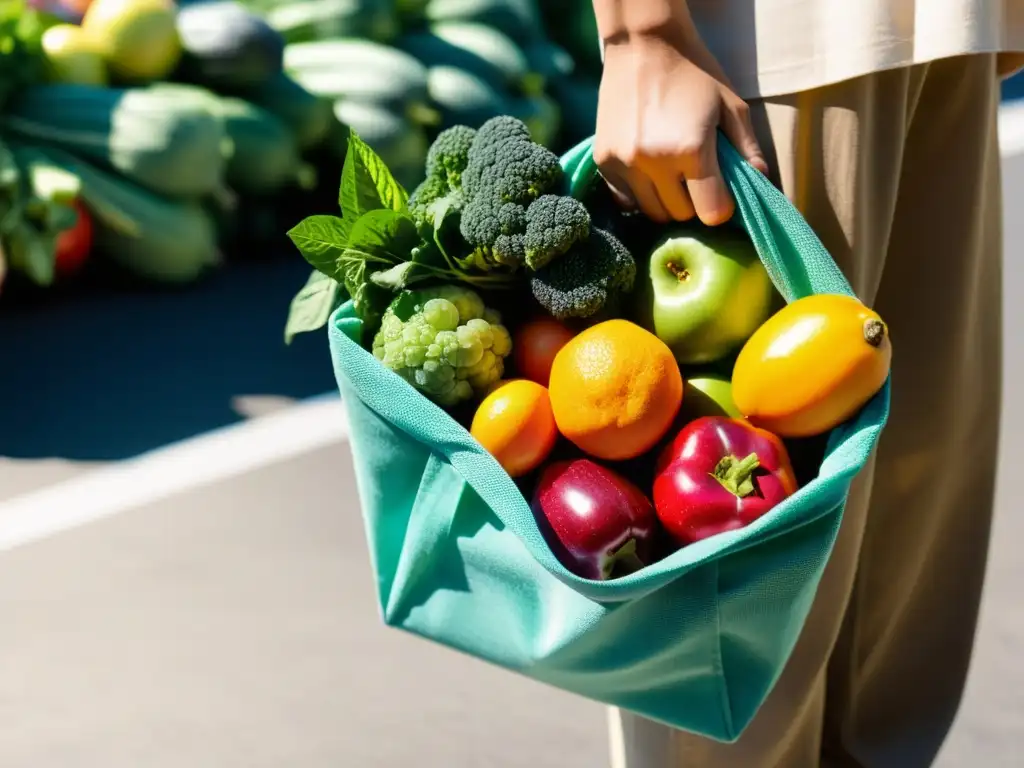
[532,459,657,581]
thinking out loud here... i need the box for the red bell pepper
[653,416,798,545]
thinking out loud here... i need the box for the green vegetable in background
[539,0,601,78]
[0,140,82,288]
[426,65,509,131]
[397,21,542,96]
[243,71,335,151]
[214,96,305,195]
[284,39,437,126]
[2,84,228,199]
[265,0,400,44]
[18,143,222,284]
[175,1,286,91]
[0,1,55,110]
[423,0,542,44]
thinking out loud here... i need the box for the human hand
[594,33,768,226]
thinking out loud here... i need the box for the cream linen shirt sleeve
[599,0,1024,99]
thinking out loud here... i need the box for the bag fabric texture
[327,134,890,742]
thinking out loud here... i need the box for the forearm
[592,0,697,46]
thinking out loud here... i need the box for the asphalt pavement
[2,109,1024,766]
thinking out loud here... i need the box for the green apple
[679,374,743,423]
[636,227,775,364]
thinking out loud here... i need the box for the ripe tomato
[470,380,558,477]
[54,201,93,278]
[513,317,575,386]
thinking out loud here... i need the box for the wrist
[593,0,696,48]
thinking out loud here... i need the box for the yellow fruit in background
[41,24,108,86]
[81,0,182,83]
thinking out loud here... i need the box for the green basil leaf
[6,224,54,287]
[287,214,349,279]
[339,131,408,218]
[284,269,346,344]
[344,209,421,264]
[0,143,19,190]
[43,201,78,233]
[368,261,426,291]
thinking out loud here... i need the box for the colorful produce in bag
[285,115,893,582]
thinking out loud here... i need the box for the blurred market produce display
[0,0,600,298]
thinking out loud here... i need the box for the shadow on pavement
[1004,71,1024,102]
[0,257,337,461]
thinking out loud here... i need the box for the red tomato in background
[55,201,93,278]
[513,318,576,386]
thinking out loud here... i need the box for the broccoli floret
[463,131,563,203]
[409,126,477,232]
[424,125,476,189]
[408,174,450,225]
[417,116,586,276]
[523,195,591,270]
[473,115,532,148]
[454,116,569,271]
[460,199,528,269]
[530,227,637,320]
[462,116,562,203]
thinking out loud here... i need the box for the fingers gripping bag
[326,133,890,742]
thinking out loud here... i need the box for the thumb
[720,100,769,176]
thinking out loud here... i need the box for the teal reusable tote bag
[327,134,890,742]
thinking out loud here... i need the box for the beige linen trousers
[610,53,1003,768]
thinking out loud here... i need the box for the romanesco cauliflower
[372,287,513,406]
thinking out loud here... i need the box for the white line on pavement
[0,393,348,552]
[1000,100,1024,157]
